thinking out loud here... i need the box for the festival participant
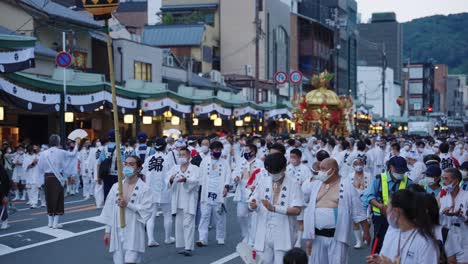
[64,140,79,196]
[349,158,372,249]
[459,161,468,190]
[78,139,93,200]
[36,134,79,228]
[438,168,468,263]
[361,156,412,254]
[286,148,312,247]
[302,158,370,263]
[439,143,459,170]
[23,145,40,208]
[337,141,353,177]
[11,145,26,201]
[366,190,439,264]
[0,163,11,229]
[142,138,175,247]
[134,132,154,164]
[248,153,303,264]
[196,141,231,247]
[168,148,199,256]
[404,150,426,184]
[423,165,443,197]
[101,156,153,264]
[88,138,105,208]
[232,143,264,245]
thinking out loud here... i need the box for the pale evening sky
[357,0,468,22]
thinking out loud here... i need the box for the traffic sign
[274,71,288,85]
[56,51,73,68]
[290,70,303,85]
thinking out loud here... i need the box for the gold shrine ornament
[82,0,120,20]
[305,70,341,106]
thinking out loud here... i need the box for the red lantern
[396,96,404,106]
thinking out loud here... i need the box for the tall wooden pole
[105,19,125,228]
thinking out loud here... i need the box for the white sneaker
[156,211,163,217]
[20,195,27,201]
[164,237,175,244]
[52,224,63,229]
[217,240,225,245]
[41,203,46,208]
[148,241,160,247]
[83,196,90,201]
[0,224,10,230]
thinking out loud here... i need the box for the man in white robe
[141,138,175,247]
[286,148,312,247]
[196,141,231,246]
[303,158,370,264]
[101,156,153,264]
[248,153,303,264]
[168,148,200,256]
[232,143,264,245]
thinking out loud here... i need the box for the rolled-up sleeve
[361,178,380,208]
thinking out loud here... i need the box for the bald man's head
[319,158,339,179]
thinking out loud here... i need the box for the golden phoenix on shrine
[293,71,353,137]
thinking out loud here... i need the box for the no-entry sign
[274,71,288,85]
[290,70,303,85]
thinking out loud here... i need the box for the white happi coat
[199,157,231,204]
[232,158,265,202]
[100,179,153,253]
[249,175,304,251]
[168,164,200,215]
[78,148,91,177]
[302,177,366,245]
[23,153,41,185]
[87,146,103,181]
[286,163,312,185]
[142,151,174,204]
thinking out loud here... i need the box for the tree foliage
[403,13,468,75]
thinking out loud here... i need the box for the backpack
[437,227,449,264]
[98,147,115,180]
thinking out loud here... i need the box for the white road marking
[0,216,105,256]
[210,252,240,264]
[16,198,89,212]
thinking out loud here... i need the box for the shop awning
[0,34,36,49]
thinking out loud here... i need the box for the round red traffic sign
[55,51,73,68]
[290,70,303,85]
[274,71,288,85]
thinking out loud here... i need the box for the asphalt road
[0,194,370,264]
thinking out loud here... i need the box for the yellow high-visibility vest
[372,173,408,214]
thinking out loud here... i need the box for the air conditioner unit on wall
[245,64,253,77]
[210,70,222,83]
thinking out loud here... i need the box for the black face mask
[212,151,222,159]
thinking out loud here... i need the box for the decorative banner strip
[265,108,292,120]
[0,48,35,73]
[194,103,232,117]
[233,106,259,118]
[142,97,191,114]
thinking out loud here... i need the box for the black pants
[44,174,64,216]
[372,214,389,254]
[103,174,118,202]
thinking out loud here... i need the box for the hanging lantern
[0,106,4,121]
[142,116,152,125]
[163,110,173,118]
[214,117,222,127]
[171,116,180,125]
[244,115,251,122]
[210,113,218,120]
[235,120,244,127]
[123,114,134,124]
[65,112,74,123]
[396,96,405,106]
[192,118,199,126]
[82,0,120,21]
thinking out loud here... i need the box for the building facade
[298,0,358,97]
[447,75,466,117]
[358,12,403,85]
[404,63,435,117]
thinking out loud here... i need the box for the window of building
[134,61,152,81]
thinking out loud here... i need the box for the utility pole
[381,43,387,119]
[255,0,261,103]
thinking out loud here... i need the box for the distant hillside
[403,13,468,75]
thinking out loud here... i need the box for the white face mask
[256,143,261,148]
[425,177,435,185]
[270,172,283,182]
[354,166,364,172]
[316,168,333,182]
[393,172,404,180]
[179,157,189,164]
[200,146,209,154]
[461,170,468,179]
[96,142,102,147]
